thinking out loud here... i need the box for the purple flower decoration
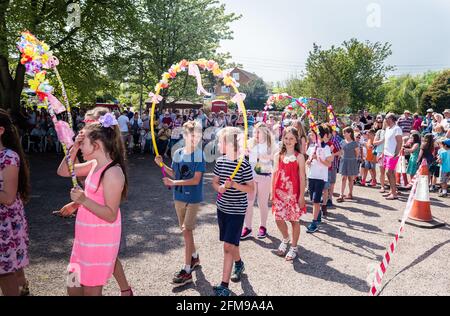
[99,113,118,129]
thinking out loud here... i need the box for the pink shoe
[257,226,267,239]
[240,227,252,240]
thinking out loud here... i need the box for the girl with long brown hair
[57,113,128,296]
[271,126,306,261]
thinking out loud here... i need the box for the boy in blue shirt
[437,139,450,197]
[155,121,205,287]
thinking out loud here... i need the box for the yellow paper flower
[197,58,207,67]
[162,73,171,80]
[223,75,233,86]
[24,45,34,57]
[41,53,49,64]
[35,71,46,82]
[25,33,35,43]
[213,68,222,76]
[173,64,181,72]
[28,79,40,91]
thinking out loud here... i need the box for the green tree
[283,39,393,114]
[379,71,442,114]
[239,78,268,110]
[421,70,450,113]
[342,39,394,111]
[105,0,240,111]
[281,75,311,99]
[305,43,352,113]
[0,0,136,119]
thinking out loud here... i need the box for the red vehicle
[211,100,228,113]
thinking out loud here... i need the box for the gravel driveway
[3,153,449,296]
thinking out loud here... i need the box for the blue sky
[219,0,450,83]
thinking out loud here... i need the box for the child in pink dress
[272,126,306,261]
[57,113,128,296]
[56,107,133,296]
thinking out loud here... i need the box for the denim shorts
[363,161,376,170]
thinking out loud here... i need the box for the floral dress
[272,153,305,221]
[0,149,29,274]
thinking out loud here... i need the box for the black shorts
[308,178,325,204]
[429,164,440,177]
[217,210,245,246]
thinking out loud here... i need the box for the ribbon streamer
[55,120,75,148]
[46,93,66,114]
[369,161,426,296]
[188,63,211,96]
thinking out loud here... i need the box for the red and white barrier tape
[369,160,427,296]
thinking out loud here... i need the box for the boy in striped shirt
[212,127,254,296]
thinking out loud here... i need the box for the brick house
[213,67,260,98]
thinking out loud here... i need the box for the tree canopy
[421,70,450,114]
[279,39,394,114]
[0,0,240,117]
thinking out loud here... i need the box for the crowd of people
[1,103,450,296]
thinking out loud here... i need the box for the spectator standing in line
[397,110,414,136]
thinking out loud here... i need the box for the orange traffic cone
[408,162,432,222]
[395,149,409,188]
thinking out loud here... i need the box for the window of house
[232,72,240,81]
[221,86,230,93]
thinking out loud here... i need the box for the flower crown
[98,113,118,129]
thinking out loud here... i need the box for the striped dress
[69,161,121,287]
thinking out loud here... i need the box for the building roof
[237,68,259,81]
[225,67,260,82]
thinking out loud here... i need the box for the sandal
[345,194,353,200]
[336,196,344,203]
[275,239,289,257]
[120,287,134,296]
[285,247,298,261]
[19,281,30,296]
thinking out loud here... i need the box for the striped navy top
[213,156,254,215]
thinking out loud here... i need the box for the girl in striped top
[57,113,128,296]
[212,127,254,296]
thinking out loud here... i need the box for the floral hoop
[17,31,77,188]
[149,59,248,182]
